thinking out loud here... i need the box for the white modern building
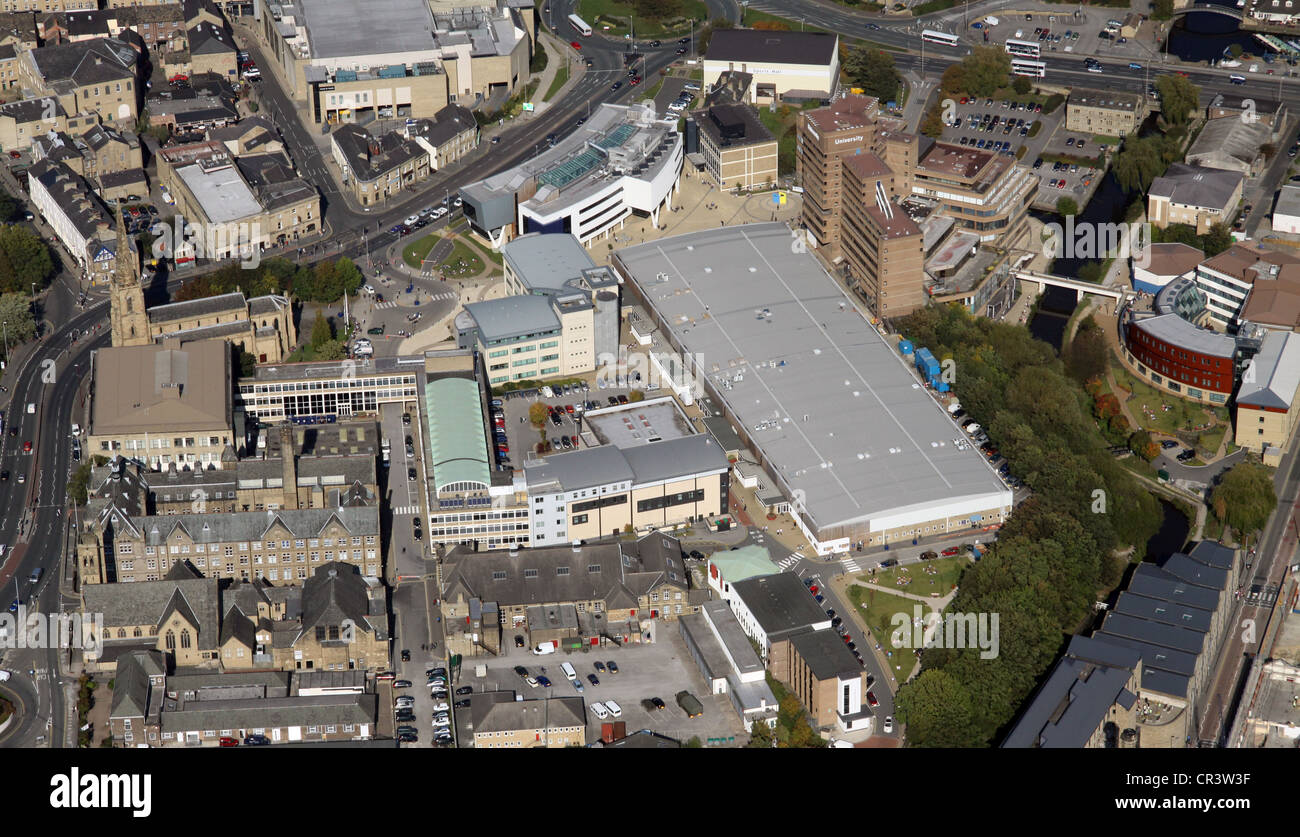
[27,158,119,282]
[725,571,832,659]
[702,29,840,103]
[1274,184,1300,235]
[459,102,682,248]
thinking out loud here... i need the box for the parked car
[607,661,619,674]
[393,679,412,689]
[587,673,600,686]
[537,675,552,687]
[866,691,879,708]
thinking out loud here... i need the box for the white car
[431,717,451,728]
[525,676,539,688]
[0,670,9,682]
[883,716,894,734]
[70,423,81,436]
[589,701,609,720]
[395,697,415,708]
[431,701,449,712]
[404,215,420,226]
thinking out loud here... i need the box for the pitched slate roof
[84,576,220,647]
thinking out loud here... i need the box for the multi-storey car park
[610,222,1013,555]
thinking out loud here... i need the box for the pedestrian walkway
[393,505,421,516]
[846,577,960,610]
[841,556,862,573]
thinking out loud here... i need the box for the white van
[604,699,622,718]
[560,661,577,681]
[589,701,610,720]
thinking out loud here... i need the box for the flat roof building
[612,223,1013,554]
[692,102,777,191]
[702,29,839,103]
[726,571,832,658]
[1065,87,1145,137]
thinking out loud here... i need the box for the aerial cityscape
[0,0,1295,778]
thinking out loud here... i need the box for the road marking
[842,558,861,573]
[393,505,420,515]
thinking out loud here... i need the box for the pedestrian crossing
[841,557,862,573]
[373,291,456,310]
[393,505,421,515]
[375,301,401,309]
[775,554,800,571]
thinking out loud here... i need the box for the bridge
[1172,2,1245,21]
[1014,270,1128,303]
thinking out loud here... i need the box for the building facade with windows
[77,506,382,585]
[236,356,421,422]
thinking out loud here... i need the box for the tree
[529,402,549,428]
[920,101,945,138]
[1128,429,1159,462]
[959,47,1011,97]
[1112,134,1181,195]
[747,721,774,748]
[1155,75,1200,127]
[894,669,980,747]
[1064,317,1108,384]
[310,313,333,349]
[1011,75,1031,95]
[683,736,703,748]
[1056,197,1078,217]
[0,191,14,223]
[939,63,966,96]
[1153,0,1174,19]
[1201,222,1233,257]
[0,292,36,345]
[0,225,54,293]
[843,47,902,104]
[628,389,645,402]
[1212,461,1278,537]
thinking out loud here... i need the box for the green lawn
[847,583,932,679]
[1109,351,1226,440]
[439,240,484,276]
[758,105,798,176]
[402,234,438,268]
[544,64,569,101]
[868,555,968,598]
[577,0,707,38]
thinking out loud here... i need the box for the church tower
[110,220,148,347]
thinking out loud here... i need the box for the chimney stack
[280,424,298,510]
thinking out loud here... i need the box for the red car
[22,441,30,452]
[7,150,18,159]
[866,691,879,708]
[570,41,582,50]
[565,404,574,415]
[809,585,819,595]
[630,76,642,85]
[941,547,960,557]
[1176,70,1188,77]
[219,737,239,747]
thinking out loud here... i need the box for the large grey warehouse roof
[611,223,1011,536]
[294,0,434,59]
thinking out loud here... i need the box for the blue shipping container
[898,339,914,356]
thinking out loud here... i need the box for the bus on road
[568,13,592,36]
[1010,58,1047,78]
[921,29,959,47]
[1004,38,1041,58]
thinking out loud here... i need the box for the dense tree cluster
[1211,461,1278,540]
[892,305,1160,746]
[843,47,902,104]
[0,224,54,294]
[173,257,362,305]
